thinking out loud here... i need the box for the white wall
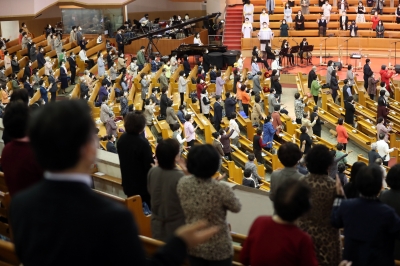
[0,21,20,40]
[127,0,204,12]
[207,0,225,16]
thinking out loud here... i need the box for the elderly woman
[377,89,390,125]
[301,112,317,137]
[177,144,241,266]
[140,72,150,109]
[262,115,276,152]
[44,57,54,76]
[297,144,342,266]
[97,51,105,77]
[336,118,349,150]
[367,72,380,100]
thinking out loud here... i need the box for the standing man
[214,95,223,131]
[363,58,373,90]
[137,46,146,71]
[376,133,398,166]
[308,65,317,89]
[310,106,325,137]
[116,29,124,54]
[68,52,77,85]
[257,22,273,51]
[76,26,83,45]
[70,26,77,43]
[252,71,262,96]
[202,48,210,73]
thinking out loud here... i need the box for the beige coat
[302,117,317,137]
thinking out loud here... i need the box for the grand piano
[171,44,227,58]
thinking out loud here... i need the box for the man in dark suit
[344,96,356,126]
[117,112,154,207]
[310,106,325,137]
[116,29,124,54]
[37,47,45,69]
[202,48,210,73]
[23,61,32,78]
[10,100,217,266]
[23,76,34,98]
[252,71,262,96]
[363,58,373,90]
[68,52,77,85]
[106,135,117,153]
[214,95,223,131]
[308,66,317,89]
[48,71,58,103]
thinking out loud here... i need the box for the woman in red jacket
[336,118,349,150]
[371,11,380,30]
[380,65,394,94]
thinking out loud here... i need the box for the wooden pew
[0,240,20,266]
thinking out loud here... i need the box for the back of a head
[274,179,311,222]
[386,164,400,190]
[278,142,302,168]
[3,101,29,139]
[355,165,384,197]
[244,168,252,178]
[305,144,333,175]
[187,144,220,179]
[156,139,180,170]
[10,89,29,104]
[350,161,366,183]
[124,112,146,134]
[29,100,95,172]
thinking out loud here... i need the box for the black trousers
[296,118,302,124]
[50,91,56,102]
[369,94,375,100]
[383,160,389,166]
[85,59,94,69]
[118,44,124,54]
[257,58,269,69]
[180,92,185,106]
[70,68,76,84]
[313,95,318,105]
[242,104,249,116]
[214,121,221,132]
[187,139,195,147]
[314,130,321,137]
[254,149,263,164]
[224,152,232,161]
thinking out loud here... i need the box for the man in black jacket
[37,47,46,69]
[202,48,210,73]
[344,96,356,126]
[106,135,117,153]
[116,29,124,53]
[363,58,373,90]
[308,66,317,89]
[214,95,223,131]
[48,70,58,102]
[310,105,325,137]
[10,100,217,266]
[68,52,77,85]
[160,87,169,118]
[225,92,237,118]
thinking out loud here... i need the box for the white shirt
[175,132,186,144]
[96,36,102,44]
[229,119,240,139]
[79,50,88,61]
[376,139,394,162]
[44,171,92,187]
[322,4,332,16]
[271,59,282,75]
[194,37,203,45]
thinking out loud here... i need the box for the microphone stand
[321,35,333,64]
[391,41,400,67]
[292,38,300,66]
[341,38,352,66]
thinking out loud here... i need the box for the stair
[223,5,243,51]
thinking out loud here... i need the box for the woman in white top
[260,9,270,25]
[193,33,203,46]
[170,53,178,74]
[229,113,240,147]
[346,64,355,88]
[355,2,366,23]
[178,70,188,106]
[242,18,253,38]
[284,4,293,22]
[243,0,254,22]
[237,53,245,72]
[44,57,54,76]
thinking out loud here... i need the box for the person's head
[370,142,377,151]
[380,89,386,97]
[338,163,346,173]
[216,71,222,78]
[185,114,192,122]
[274,105,280,112]
[230,113,237,120]
[124,112,146,134]
[156,138,180,170]
[273,179,311,222]
[350,161,366,183]
[187,144,220,178]
[298,10,302,15]
[262,22,268,28]
[347,96,354,103]
[355,165,384,197]
[265,115,272,123]
[3,101,29,139]
[161,87,167,95]
[270,88,276,94]
[342,11,346,15]
[375,11,379,17]
[272,69,278,76]
[379,133,385,140]
[262,8,266,13]
[300,126,307,134]
[255,95,261,103]
[257,129,262,136]
[366,58,370,65]
[377,116,384,124]
[313,106,318,113]
[29,100,96,172]
[305,144,333,175]
[282,19,286,24]
[303,113,309,119]
[338,118,344,125]
[327,60,333,66]
[331,70,337,78]
[216,95,221,102]
[167,100,173,107]
[375,158,383,166]
[212,131,220,140]
[240,84,246,91]
[243,168,252,179]
[358,1,362,5]
[336,143,344,151]
[140,46,145,52]
[278,143,302,167]
[179,70,185,77]
[386,164,400,190]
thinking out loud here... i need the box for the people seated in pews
[4,50,11,69]
[149,88,160,106]
[1,101,43,197]
[11,54,19,74]
[242,169,258,188]
[295,10,305,30]
[252,46,269,70]
[80,77,90,100]
[281,40,295,66]
[332,164,400,265]
[242,17,253,38]
[79,47,94,70]
[242,177,318,264]
[245,154,263,186]
[10,100,218,265]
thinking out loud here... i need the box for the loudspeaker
[395,64,400,74]
[333,61,343,71]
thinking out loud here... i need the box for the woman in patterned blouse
[177,144,242,266]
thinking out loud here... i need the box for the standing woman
[243,0,255,22]
[262,115,276,152]
[242,18,253,38]
[301,0,310,14]
[266,0,275,14]
[200,88,211,118]
[294,11,305,30]
[330,69,339,102]
[97,51,105,77]
[371,11,380,30]
[4,51,11,69]
[251,56,260,75]
[280,19,289,37]
[59,60,68,95]
[396,3,400,24]
[336,118,349,150]
[220,128,234,160]
[44,57,54,76]
[284,3,293,22]
[183,55,191,77]
[140,72,150,109]
[376,20,385,38]
[297,145,342,266]
[260,8,270,25]
[178,70,188,106]
[355,1,366,23]
[177,144,241,266]
[346,64,355,89]
[184,114,198,148]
